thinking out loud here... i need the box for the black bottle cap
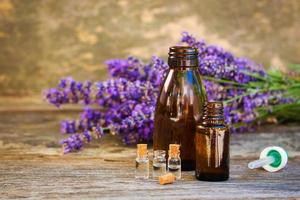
[168,46,198,67]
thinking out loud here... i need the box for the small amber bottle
[195,102,230,181]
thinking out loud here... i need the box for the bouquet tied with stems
[44,32,300,154]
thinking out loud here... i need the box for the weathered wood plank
[0,111,299,199]
[1,155,299,199]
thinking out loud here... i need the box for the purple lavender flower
[83,130,92,142]
[93,125,105,139]
[181,31,266,83]
[45,31,296,153]
[60,133,84,154]
[44,77,93,107]
[60,120,76,134]
[117,102,155,144]
[106,56,143,82]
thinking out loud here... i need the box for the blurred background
[0,0,299,103]
[1,2,300,198]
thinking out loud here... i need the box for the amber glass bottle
[195,102,230,181]
[153,46,207,171]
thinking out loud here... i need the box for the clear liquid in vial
[153,163,166,179]
[135,159,149,179]
[168,164,181,180]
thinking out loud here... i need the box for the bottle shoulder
[196,124,230,135]
[155,70,207,110]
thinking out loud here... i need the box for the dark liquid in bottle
[153,46,207,171]
[195,102,230,181]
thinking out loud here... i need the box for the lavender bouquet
[44,32,300,154]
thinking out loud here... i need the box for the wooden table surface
[0,110,300,199]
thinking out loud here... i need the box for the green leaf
[240,70,269,82]
[257,101,300,123]
[247,81,266,88]
[286,87,300,98]
[267,69,284,79]
[232,122,247,128]
[287,63,300,73]
[203,76,247,88]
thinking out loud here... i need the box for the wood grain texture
[0,111,300,199]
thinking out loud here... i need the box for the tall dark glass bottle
[153,46,207,171]
[195,102,230,181]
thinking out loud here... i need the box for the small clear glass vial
[135,144,149,179]
[168,144,181,180]
[153,150,167,179]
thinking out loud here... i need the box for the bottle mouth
[168,46,198,67]
[169,46,198,57]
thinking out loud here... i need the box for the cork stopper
[169,144,180,157]
[137,144,147,157]
[159,173,176,185]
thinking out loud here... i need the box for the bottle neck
[154,150,166,159]
[154,154,166,160]
[201,102,225,127]
[168,154,180,159]
[169,65,198,70]
[137,154,148,160]
[168,151,180,159]
[168,46,198,68]
[202,115,225,127]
